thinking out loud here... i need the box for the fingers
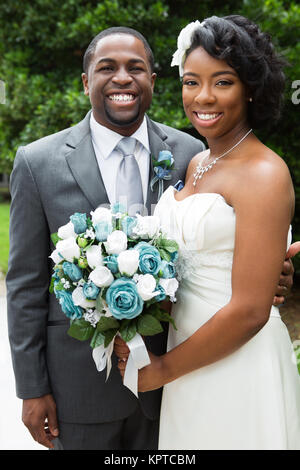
[275,284,288,297]
[23,413,54,449]
[47,404,59,440]
[274,259,294,306]
[273,295,285,307]
[286,241,300,259]
[117,357,127,378]
[114,336,130,360]
[281,259,294,277]
[22,395,58,449]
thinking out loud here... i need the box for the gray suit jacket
[6,111,205,423]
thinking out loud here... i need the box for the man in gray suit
[6,27,293,450]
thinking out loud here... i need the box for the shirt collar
[90,112,150,159]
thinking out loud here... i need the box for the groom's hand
[22,393,59,449]
[273,242,300,306]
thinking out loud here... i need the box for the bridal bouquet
[49,202,179,396]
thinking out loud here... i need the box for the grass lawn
[0,203,9,274]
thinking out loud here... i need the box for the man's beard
[104,102,141,129]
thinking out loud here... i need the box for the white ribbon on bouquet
[92,333,150,397]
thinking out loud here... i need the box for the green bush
[0,0,299,270]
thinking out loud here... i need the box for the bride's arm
[133,157,294,392]
[185,153,295,305]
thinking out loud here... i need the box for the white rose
[56,237,80,262]
[137,274,160,301]
[90,207,112,225]
[104,230,127,254]
[57,221,77,239]
[132,214,161,239]
[159,278,179,298]
[72,286,96,309]
[49,249,63,264]
[117,249,139,276]
[89,266,114,287]
[86,244,103,269]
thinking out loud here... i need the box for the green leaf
[119,319,137,343]
[51,232,61,246]
[96,294,104,312]
[67,318,94,341]
[158,238,179,253]
[154,309,177,331]
[137,314,163,336]
[96,315,120,332]
[158,248,171,262]
[86,217,93,229]
[103,328,118,347]
[53,280,64,291]
[49,276,55,294]
[90,330,105,349]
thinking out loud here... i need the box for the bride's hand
[117,351,165,392]
[114,336,130,361]
[273,242,300,305]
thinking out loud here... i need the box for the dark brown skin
[22,32,157,450]
[115,47,299,394]
[24,38,298,448]
[22,394,59,449]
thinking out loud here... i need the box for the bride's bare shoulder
[185,149,210,181]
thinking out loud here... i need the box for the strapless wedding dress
[154,186,300,450]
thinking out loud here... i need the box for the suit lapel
[147,117,169,212]
[65,111,109,209]
[146,117,182,214]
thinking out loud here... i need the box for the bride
[116,15,300,449]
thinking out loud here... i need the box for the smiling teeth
[109,94,135,102]
[197,113,220,120]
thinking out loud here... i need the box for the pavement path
[0,278,44,450]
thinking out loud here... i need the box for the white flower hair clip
[171,20,205,77]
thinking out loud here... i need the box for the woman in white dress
[117,15,300,449]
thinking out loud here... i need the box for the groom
[6,27,294,450]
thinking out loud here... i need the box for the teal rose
[106,277,144,320]
[111,202,127,214]
[155,284,166,302]
[103,255,119,274]
[157,150,174,168]
[70,213,87,234]
[82,281,100,300]
[62,261,83,282]
[135,242,161,276]
[56,290,83,320]
[94,220,113,242]
[121,216,138,237]
[159,260,176,279]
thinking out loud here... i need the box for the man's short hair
[83,27,155,74]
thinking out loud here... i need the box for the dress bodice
[154,186,291,311]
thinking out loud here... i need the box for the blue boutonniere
[150,150,175,201]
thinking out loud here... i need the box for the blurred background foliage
[0,0,299,270]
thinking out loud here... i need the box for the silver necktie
[115,137,144,216]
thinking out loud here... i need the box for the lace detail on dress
[175,249,233,280]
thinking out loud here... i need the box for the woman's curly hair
[185,15,286,129]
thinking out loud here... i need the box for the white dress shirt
[90,113,150,205]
